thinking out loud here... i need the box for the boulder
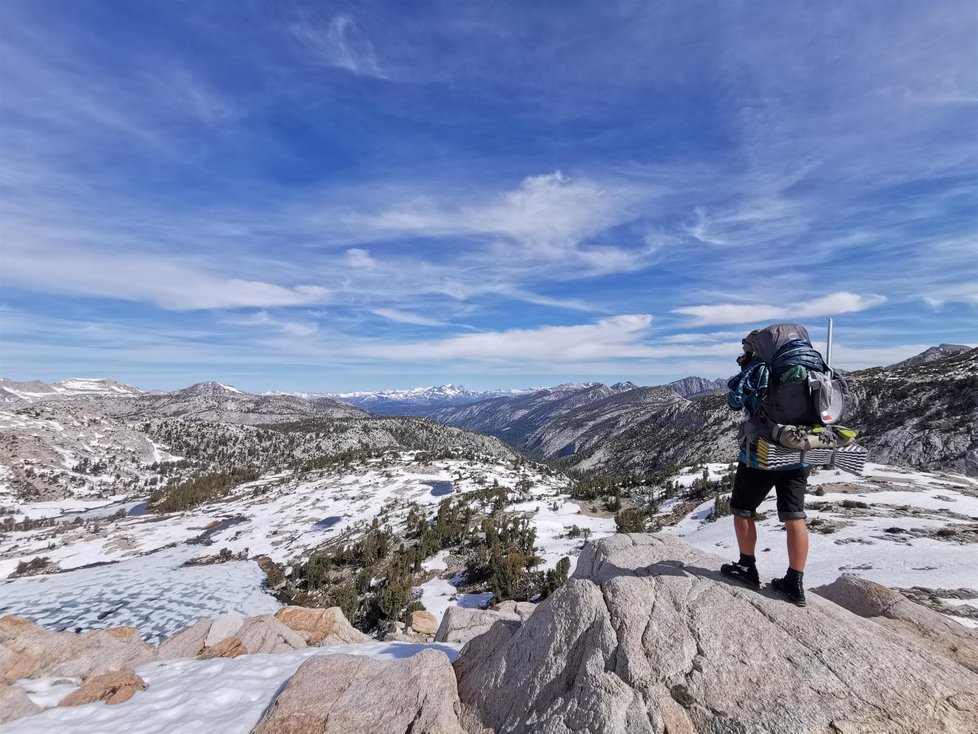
[77,629,155,678]
[274,606,367,646]
[58,671,146,707]
[203,613,244,647]
[253,649,464,734]
[434,607,520,644]
[156,618,212,660]
[0,643,36,686]
[490,600,537,621]
[814,574,978,673]
[236,615,306,654]
[198,635,246,660]
[0,685,41,724]
[0,616,154,681]
[454,534,978,734]
[409,610,439,637]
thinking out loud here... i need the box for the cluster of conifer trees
[282,486,571,632]
[149,467,259,513]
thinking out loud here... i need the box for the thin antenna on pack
[825,317,834,368]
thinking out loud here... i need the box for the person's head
[738,329,760,367]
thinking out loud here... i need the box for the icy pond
[429,481,454,497]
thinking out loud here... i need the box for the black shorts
[731,463,809,522]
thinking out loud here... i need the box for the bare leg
[734,515,757,556]
[785,518,809,572]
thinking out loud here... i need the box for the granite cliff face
[433,382,741,475]
[847,347,978,476]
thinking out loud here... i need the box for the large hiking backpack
[745,323,849,427]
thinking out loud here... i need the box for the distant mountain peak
[667,376,727,399]
[179,381,246,397]
[610,381,638,392]
[887,344,972,369]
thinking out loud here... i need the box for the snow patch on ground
[3,642,461,734]
[0,546,280,643]
[664,464,978,620]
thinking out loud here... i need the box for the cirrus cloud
[673,292,887,326]
[359,315,656,362]
[2,244,330,311]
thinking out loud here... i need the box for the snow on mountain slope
[117,382,367,423]
[335,384,475,402]
[0,402,181,501]
[0,379,366,422]
[0,378,142,403]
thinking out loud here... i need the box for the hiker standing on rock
[721,323,831,606]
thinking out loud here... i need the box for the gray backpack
[748,323,849,427]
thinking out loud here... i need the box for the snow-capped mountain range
[328,384,536,415]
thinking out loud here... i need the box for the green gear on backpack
[779,365,808,384]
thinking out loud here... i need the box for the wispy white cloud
[358,315,656,362]
[673,292,887,326]
[225,311,319,338]
[333,171,655,273]
[344,248,380,269]
[660,331,747,345]
[2,245,329,311]
[919,282,978,309]
[370,308,453,327]
[293,13,386,78]
[352,315,742,364]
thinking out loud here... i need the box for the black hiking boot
[720,561,760,589]
[771,572,807,607]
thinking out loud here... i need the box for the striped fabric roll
[754,439,867,476]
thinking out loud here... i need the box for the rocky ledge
[455,533,978,733]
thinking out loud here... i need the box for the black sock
[739,553,756,567]
[786,567,804,583]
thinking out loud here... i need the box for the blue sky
[1,0,976,393]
